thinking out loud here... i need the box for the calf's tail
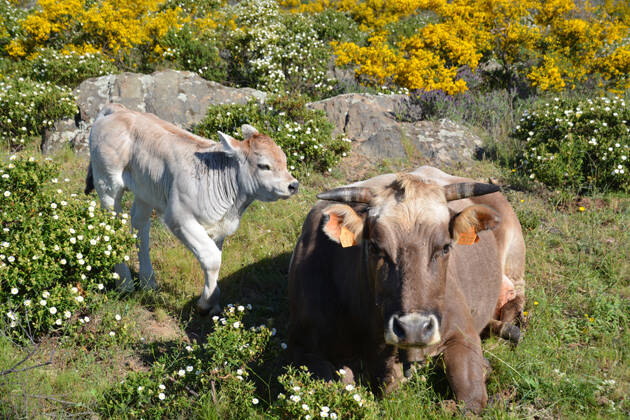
[84,161,94,195]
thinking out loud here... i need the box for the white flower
[109,331,115,337]
[345,384,354,391]
[337,368,346,376]
[212,316,219,322]
[321,406,329,412]
[237,369,243,375]
[280,342,287,350]
[137,386,144,392]
[7,256,14,263]
[353,394,361,402]
[76,253,83,259]
[330,413,337,419]
[320,411,329,418]
[42,291,50,298]
[86,265,91,271]
[24,299,31,307]
[3,191,9,197]
[55,318,62,325]
[64,310,71,318]
[49,307,57,315]
[97,284,104,290]
[83,316,90,323]
[185,345,193,352]
[90,239,97,245]
[271,328,277,336]
[186,365,193,372]
[10,287,18,295]
[71,287,78,294]
[69,238,76,244]
[159,384,166,390]
[40,299,47,306]
[50,203,57,209]
[246,304,252,310]
[60,258,67,265]
[290,395,301,402]
[158,392,165,400]
[178,369,186,377]
[237,305,245,312]
[75,295,84,303]
[233,321,240,329]
[302,403,310,411]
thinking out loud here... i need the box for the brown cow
[288,168,524,413]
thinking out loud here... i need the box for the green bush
[194,95,351,177]
[99,305,271,418]
[0,76,77,149]
[272,366,378,419]
[223,0,335,98]
[160,24,227,82]
[30,49,118,87]
[513,95,630,192]
[0,156,135,342]
[311,9,364,44]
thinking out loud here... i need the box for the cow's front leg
[131,199,155,289]
[166,217,222,315]
[366,345,402,394]
[443,332,489,414]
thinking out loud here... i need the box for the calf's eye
[258,163,271,171]
[442,244,451,255]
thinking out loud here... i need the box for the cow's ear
[450,205,500,245]
[241,124,259,140]
[322,204,364,248]
[218,131,243,159]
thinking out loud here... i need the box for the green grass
[0,146,628,418]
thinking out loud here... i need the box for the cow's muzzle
[384,313,441,347]
[288,180,299,195]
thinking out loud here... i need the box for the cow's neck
[195,152,255,231]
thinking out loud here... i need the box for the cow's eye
[257,163,271,171]
[442,243,452,256]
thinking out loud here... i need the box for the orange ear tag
[339,226,357,248]
[457,226,479,245]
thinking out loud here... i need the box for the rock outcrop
[42,70,266,155]
[308,93,483,165]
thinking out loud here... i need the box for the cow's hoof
[197,302,221,316]
[138,272,157,290]
[499,323,521,344]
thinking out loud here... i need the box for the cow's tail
[85,103,125,195]
[84,161,94,195]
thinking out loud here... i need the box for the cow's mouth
[384,313,441,347]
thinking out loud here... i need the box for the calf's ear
[450,205,500,245]
[322,204,364,248]
[241,124,259,140]
[218,131,243,159]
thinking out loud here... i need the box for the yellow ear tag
[339,226,357,248]
[457,226,479,245]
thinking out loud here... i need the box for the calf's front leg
[443,332,489,414]
[166,215,222,315]
[131,198,156,289]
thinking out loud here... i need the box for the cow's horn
[443,182,501,201]
[317,187,373,203]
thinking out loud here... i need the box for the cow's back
[89,105,218,212]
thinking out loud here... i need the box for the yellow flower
[578,206,585,212]
[534,301,539,305]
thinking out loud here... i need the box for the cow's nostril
[288,181,299,194]
[392,316,405,340]
[421,317,434,335]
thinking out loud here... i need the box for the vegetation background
[0,0,628,418]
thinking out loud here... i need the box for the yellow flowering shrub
[292,0,630,94]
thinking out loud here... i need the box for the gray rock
[308,93,483,164]
[43,70,267,154]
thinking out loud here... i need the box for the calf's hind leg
[94,179,134,292]
[131,198,156,289]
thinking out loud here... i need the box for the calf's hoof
[138,272,157,290]
[197,288,221,316]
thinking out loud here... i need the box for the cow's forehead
[370,176,450,229]
[248,134,287,165]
